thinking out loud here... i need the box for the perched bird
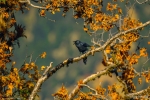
[73,40,91,54]
[74,40,91,64]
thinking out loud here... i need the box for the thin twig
[79,84,97,94]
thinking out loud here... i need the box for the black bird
[74,40,91,64]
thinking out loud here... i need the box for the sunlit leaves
[96,85,106,95]
[106,3,117,11]
[40,52,46,58]
[41,66,46,71]
[140,48,147,57]
[40,10,46,16]
[138,78,142,84]
[121,17,142,31]
[105,46,111,54]
[108,84,123,100]
[77,80,83,88]
[142,71,150,83]
[52,85,68,99]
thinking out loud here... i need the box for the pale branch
[125,86,150,98]
[29,20,150,100]
[20,0,47,9]
[19,0,28,3]
[116,76,128,94]
[133,69,140,76]
[103,50,108,61]
[91,38,101,47]
[28,62,53,100]
[79,84,108,100]
[68,63,118,99]
[135,0,149,4]
[79,84,98,94]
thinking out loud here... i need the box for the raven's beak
[73,41,76,45]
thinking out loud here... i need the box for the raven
[74,40,91,64]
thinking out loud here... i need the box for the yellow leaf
[8,83,14,90]
[84,27,88,32]
[140,48,147,57]
[138,78,142,84]
[105,46,111,54]
[41,66,46,70]
[6,89,13,96]
[51,11,55,14]
[27,82,34,88]
[118,7,122,14]
[112,4,117,9]
[40,52,46,58]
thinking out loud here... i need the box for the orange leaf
[40,52,46,58]
[105,46,111,54]
[78,80,83,88]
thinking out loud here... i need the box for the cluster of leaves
[0,51,47,99]
[0,1,48,99]
[39,0,124,33]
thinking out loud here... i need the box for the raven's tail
[83,57,87,65]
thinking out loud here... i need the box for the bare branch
[116,76,128,94]
[28,62,53,100]
[125,86,150,98]
[79,84,108,100]
[68,63,118,99]
[20,0,47,9]
[79,84,98,94]
[135,0,148,4]
[91,38,101,47]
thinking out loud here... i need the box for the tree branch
[135,0,148,4]
[20,0,47,9]
[125,86,150,98]
[79,84,108,100]
[28,62,53,100]
[68,63,118,99]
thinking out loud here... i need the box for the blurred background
[12,1,150,99]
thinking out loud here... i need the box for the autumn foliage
[0,0,150,100]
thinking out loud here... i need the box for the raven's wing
[83,42,91,47]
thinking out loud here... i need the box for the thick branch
[68,63,118,99]
[21,0,47,9]
[125,86,150,98]
[28,62,53,100]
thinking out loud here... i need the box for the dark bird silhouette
[74,40,91,64]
